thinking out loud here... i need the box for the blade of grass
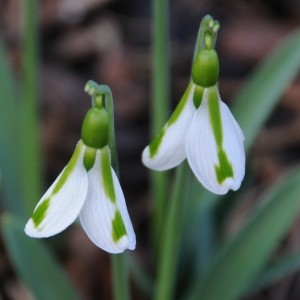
[154,162,191,300]
[151,0,170,252]
[233,28,300,151]
[1,214,80,300]
[19,0,42,216]
[185,167,300,300]
[0,39,25,216]
[129,253,154,298]
[248,251,300,295]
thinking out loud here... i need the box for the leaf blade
[186,167,300,300]
[1,214,80,300]
[232,29,300,152]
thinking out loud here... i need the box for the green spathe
[81,107,109,149]
[101,146,116,204]
[32,141,84,228]
[149,83,193,158]
[112,209,127,242]
[192,50,219,87]
[207,86,234,184]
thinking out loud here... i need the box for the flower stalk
[151,0,170,253]
[85,81,131,300]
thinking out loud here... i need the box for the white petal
[25,141,88,237]
[185,89,245,195]
[79,146,136,253]
[142,83,196,171]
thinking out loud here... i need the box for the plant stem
[105,89,130,300]
[152,0,170,254]
[21,0,42,216]
[154,163,190,300]
[112,253,130,300]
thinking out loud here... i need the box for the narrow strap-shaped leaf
[0,38,25,216]
[19,0,42,216]
[1,214,80,300]
[248,251,300,295]
[185,167,300,300]
[233,28,300,152]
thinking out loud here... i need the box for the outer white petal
[185,90,245,195]
[142,83,196,171]
[25,141,88,237]
[79,147,136,253]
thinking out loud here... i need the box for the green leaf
[185,167,300,300]
[19,0,42,217]
[1,214,80,300]
[248,251,300,295]
[0,38,25,216]
[232,28,300,152]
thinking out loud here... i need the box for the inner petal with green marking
[207,86,234,183]
[101,146,116,204]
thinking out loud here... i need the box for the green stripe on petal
[32,198,50,228]
[52,141,83,195]
[168,82,193,125]
[207,86,234,183]
[112,209,127,242]
[149,128,166,158]
[32,141,85,228]
[215,148,234,184]
[101,146,116,203]
[207,86,223,146]
[148,83,194,158]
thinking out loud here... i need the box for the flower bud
[81,107,109,149]
[192,49,219,87]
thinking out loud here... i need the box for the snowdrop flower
[25,88,136,253]
[142,36,245,195]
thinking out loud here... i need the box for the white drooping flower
[25,103,136,254]
[142,48,245,195]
